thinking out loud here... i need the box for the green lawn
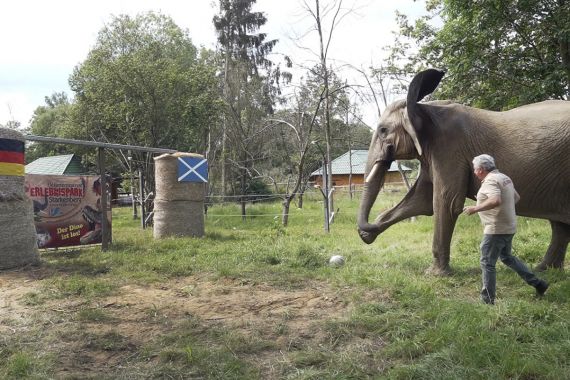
[1,189,568,379]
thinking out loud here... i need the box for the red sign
[24,175,111,248]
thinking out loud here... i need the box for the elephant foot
[537,221,569,271]
[358,229,379,244]
[425,264,452,276]
[535,261,564,272]
[535,262,547,272]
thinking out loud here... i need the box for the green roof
[25,154,87,175]
[311,150,411,176]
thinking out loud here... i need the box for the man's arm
[463,196,501,215]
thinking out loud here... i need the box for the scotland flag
[177,157,208,183]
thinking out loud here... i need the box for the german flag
[0,138,25,176]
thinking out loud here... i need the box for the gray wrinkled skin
[357,69,570,274]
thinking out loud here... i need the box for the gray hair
[472,154,496,171]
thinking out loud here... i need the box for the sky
[0,0,427,129]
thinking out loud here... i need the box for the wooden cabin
[310,150,412,187]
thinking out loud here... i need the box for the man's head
[472,154,496,180]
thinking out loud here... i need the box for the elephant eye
[378,127,388,137]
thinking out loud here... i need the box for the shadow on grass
[447,266,481,277]
[40,247,94,259]
[34,248,111,278]
[204,231,241,242]
[42,261,111,277]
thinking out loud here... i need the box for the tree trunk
[282,196,292,226]
[316,0,334,222]
[560,36,570,98]
[397,161,411,191]
[240,168,247,221]
[221,46,230,199]
[397,160,416,222]
[347,110,353,200]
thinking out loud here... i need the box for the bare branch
[266,118,302,142]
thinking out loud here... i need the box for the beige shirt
[477,170,517,234]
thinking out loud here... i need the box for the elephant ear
[404,69,446,156]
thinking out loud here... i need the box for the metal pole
[127,150,137,219]
[138,167,146,229]
[98,148,110,250]
[25,134,176,154]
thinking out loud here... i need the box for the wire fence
[117,184,410,221]
[117,184,407,206]
[203,184,408,205]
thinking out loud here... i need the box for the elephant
[357,68,570,275]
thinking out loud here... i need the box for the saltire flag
[177,157,208,183]
[0,138,25,176]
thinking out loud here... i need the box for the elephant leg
[374,176,433,231]
[428,212,458,275]
[536,221,570,271]
[360,171,433,244]
[428,191,465,276]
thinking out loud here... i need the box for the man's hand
[463,196,501,216]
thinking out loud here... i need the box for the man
[463,154,548,304]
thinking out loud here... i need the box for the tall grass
[1,188,568,379]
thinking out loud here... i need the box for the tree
[0,120,21,130]
[255,64,369,224]
[213,0,288,217]
[354,65,416,193]
[26,93,81,163]
[70,12,221,190]
[298,0,356,226]
[264,75,325,225]
[392,0,570,109]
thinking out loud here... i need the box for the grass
[1,188,569,379]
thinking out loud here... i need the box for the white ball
[329,255,345,267]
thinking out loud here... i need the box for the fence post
[138,167,146,229]
[128,152,138,220]
[98,147,110,250]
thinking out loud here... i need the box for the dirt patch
[109,276,349,330]
[0,268,371,378]
[0,268,50,333]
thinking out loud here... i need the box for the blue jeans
[480,234,541,303]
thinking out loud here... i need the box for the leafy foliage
[66,12,221,189]
[69,13,220,168]
[214,0,277,71]
[26,93,81,163]
[390,0,570,109]
[213,0,288,200]
[247,66,371,205]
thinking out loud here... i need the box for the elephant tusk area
[365,163,379,183]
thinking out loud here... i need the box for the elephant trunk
[357,161,389,244]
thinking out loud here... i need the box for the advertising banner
[24,174,111,248]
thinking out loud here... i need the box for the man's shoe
[535,280,549,296]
